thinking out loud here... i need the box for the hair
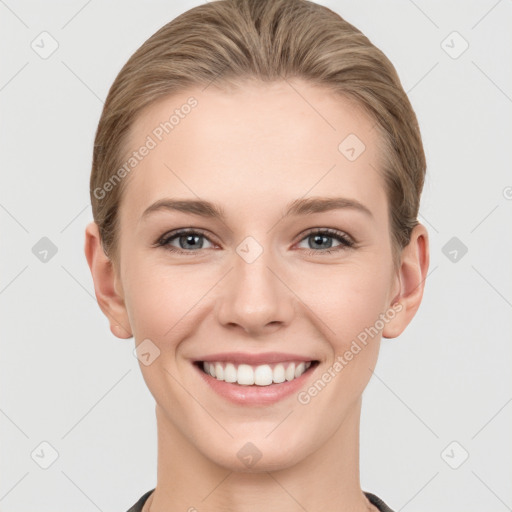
[90,0,426,266]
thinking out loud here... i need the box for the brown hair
[90,0,426,265]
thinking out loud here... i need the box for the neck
[147,397,375,512]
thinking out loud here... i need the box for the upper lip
[195,352,316,365]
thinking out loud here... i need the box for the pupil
[312,234,331,249]
[181,235,201,249]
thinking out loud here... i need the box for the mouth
[191,352,320,405]
[193,359,319,386]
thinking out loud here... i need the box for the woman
[84,0,429,510]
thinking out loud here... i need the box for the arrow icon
[32,237,58,262]
[445,39,455,48]
[31,441,59,469]
[237,441,262,466]
[134,339,160,365]
[345,147,355,158]
[236,236,263,263]
[442,236,467,263]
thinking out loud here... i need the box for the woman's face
[110,80,403,470]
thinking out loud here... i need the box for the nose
[215,244,295,336]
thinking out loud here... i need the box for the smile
[200,361,314,386]
[192,352,319,405]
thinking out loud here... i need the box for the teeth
[285,363,295,381]
[273,363,286,383]
[224,363,237,383]
[237,364,254,385]
[294,362,306,378]
[201,361,312,386]
[215,362,224,380]
[254,364,273,386]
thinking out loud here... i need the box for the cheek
[123,250,393,347]
[341,272,391,341]
[292,267,391,414]
[122,258,216,347]
[121,263,207,396]
[293,260,393,344]
[292,260,392,395]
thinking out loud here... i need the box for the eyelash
[154,228,355,256]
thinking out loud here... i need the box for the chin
[201,435,307,473]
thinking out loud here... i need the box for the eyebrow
[141,196,373,221]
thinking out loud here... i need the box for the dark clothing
[127,488,395,512]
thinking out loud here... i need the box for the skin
[85,79,429,512]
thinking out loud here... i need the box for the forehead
[120,80,387,219]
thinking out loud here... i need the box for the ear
[382,223,429,339]
[84,221,132,339]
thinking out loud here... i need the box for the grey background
[1,0,511,510]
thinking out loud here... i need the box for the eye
[154,227,355,256]
[155,229,215,254]
[296,228,354,255]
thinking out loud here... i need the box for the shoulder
[126,489,391,512]
[364,491,395,512]
[126,488,154,512]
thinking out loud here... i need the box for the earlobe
[382,223,429,339]
[84,221,133,339]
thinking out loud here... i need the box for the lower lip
[193,362,317,406]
